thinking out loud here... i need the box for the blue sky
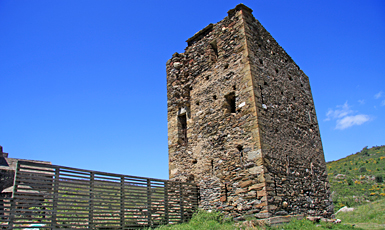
[1,0,384,180]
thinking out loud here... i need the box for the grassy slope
[336,199,385,230]
[153,210,360,230]
[326,145,385,210]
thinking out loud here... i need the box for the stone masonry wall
[167,4,332,220]
[241,9,333,217]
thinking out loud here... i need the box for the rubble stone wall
[167,4,332,220]
[241,8,333,217]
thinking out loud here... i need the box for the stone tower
[166,4,332,220]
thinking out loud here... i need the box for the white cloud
[358,99,365,105]
[335,115,370,130]
[381,100,385,106]
[325,101,371,130]
[375,91,383,99]
[325,101,352,121]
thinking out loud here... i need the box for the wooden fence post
[120,176,125,228]
[147,179,152,228]
[164,181,169,225]
[51,167,60,229]
[8,162,21,229]
[89,172,94,229]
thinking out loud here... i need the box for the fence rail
[1,161,198,229]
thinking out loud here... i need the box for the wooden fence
[0,161,198,229]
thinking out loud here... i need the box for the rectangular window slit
[178,114,187,145]
[225,92,236,113]
[210,40,218,57]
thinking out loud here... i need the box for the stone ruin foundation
[167,4,333,221]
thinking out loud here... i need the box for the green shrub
[375,175,383,183]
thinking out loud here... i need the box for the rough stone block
[240,180,253,188]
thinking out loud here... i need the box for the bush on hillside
[375,175,383,183]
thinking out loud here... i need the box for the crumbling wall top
[186,23,214,46]
[227,3,253,17]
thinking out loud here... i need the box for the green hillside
[327,145,385,211]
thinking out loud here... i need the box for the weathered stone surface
[167,3,332,219]
[255,212,271,219]
[257,190,266,197]
[306,216,322,222]
[248,183,264,191]
[235,188,247,195]
[248,166,263,175]
[173,62,182,69]
[240,180,253,188]
[247,150,261,161]
[275,210,289,216]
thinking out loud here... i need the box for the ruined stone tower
[167,4,333,219]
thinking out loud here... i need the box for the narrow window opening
[275,68,279,74]
[224,63,229,69]
[310,162,314,177]
[213,95,217,100]
[301,83,304,87]
[281,91,284,95]
[187,87,191,99]
[192,159,197,164]
[178,114,187,145]
[206,76,209,80]
[237,145,243,163]
[225,92,236,113]
[210,160,214,174]
[259,59,263,65]
[196,101,200,106]
[259,85,264,104]
[232,85,236,90]
[210,40,218,57]
[289,76,293,81]
[264,81,268,86]
[286,155,290,175]
[293,96,296,101]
